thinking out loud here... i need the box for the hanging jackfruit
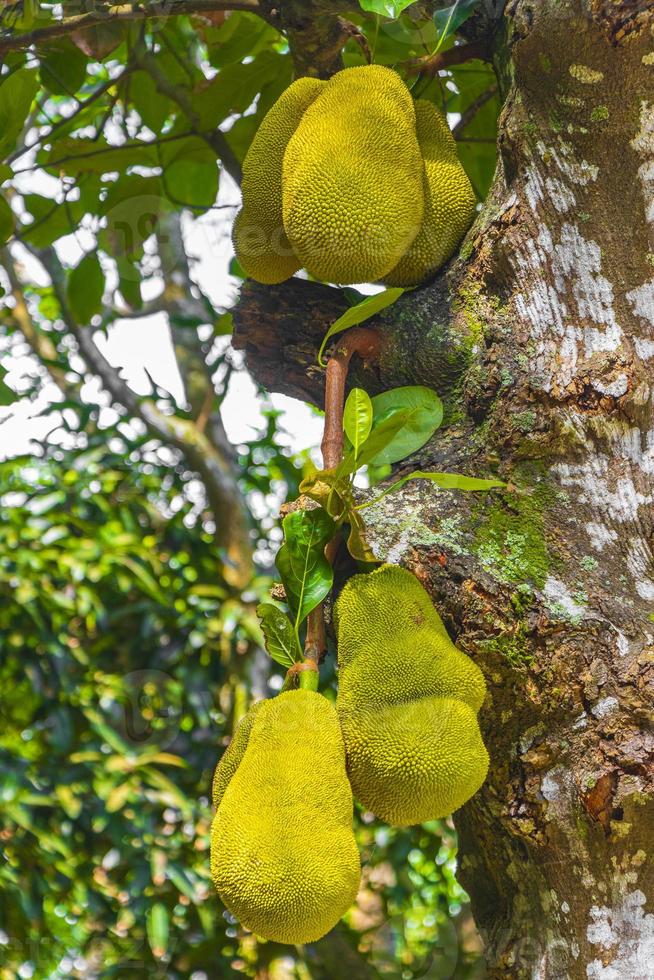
[233,65,474,286]
[335,564,488,826]
[233,77,325,284]
[384,100,477,286]
[210,690,360,944]
[282,65,424,283]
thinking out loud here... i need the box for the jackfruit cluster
[210,689,360,944]
[335,564,488,826]
[233,65,475,286]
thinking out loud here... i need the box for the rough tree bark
[234,1,654,976]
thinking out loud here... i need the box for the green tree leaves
[276,509,335,636]
[67,252,105,324]
[256,602,303,667]
[343,387,373,464]
[318,288,404,365]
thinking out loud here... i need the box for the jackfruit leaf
[433,0,482,50]
[39,41,88,96]
[317,287,404,366]
[338,408,412,476]
[0,365,16,406]
[67,252,105,324]
[0,195,13,244]
[0,69,39,160]
[343,388,373,463]
[357,469,507,510]
[299,469,349,520]
[358,0,417,17]
[344,499,378,562]
[147,902,169,959]
[276,509,335,633]
[367,386,443,465]
[257,603,303,667]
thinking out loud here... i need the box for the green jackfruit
[335,564,488,826]
[384,101,476,286]
[210,690,360,944]
[233,77,325,284]
[233,66,475,287]
[282,65,424,283]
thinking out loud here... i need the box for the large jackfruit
[335,564,488,826]
[233,77,325,284]
[384,100,476,286]
[282,65,424,283]
[210,690,360,944]
[233,65,474,286]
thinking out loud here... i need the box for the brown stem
[404,40,490,77]
[300,327,382,668]
[321,327,382,469]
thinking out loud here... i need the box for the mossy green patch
[590,105,609,122]
[473,481,554,588]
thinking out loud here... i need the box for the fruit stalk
[302,326,382,671]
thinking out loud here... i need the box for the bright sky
[0,169,326,464]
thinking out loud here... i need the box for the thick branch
[34,244,253,589]
[0,1,262,56]
[231,274,476,412]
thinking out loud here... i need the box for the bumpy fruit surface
[384,100,476,286]
[233,77,325,284]
[335,564,488,826]
[282,65,424,283]
[210,690,360,944]
[233,66,474,286]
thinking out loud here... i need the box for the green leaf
[256,603,303,667]
[147,902,169,959]
[276,509,335,633]
[129,70,171,133]
[67,252,105,324]
[161,137,219,210]
[0,364,16,406]
[0,195,14,244]
[358,0,417,16]
[39,40,88,96]
[366,386,443,466]
[317,287,404,366]
[433,0,481,50]
[338,409,412,476]
[0,69,39,159]
[22,194,73,248]
[43,137,158,176]
[357,469,506,510]
[343,388,373,464]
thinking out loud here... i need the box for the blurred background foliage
[0,1,498,976]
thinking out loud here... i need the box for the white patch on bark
[585,522,618,551]
[536,140,599,186]
[627,538,654,600]
[592,374,628,397]
[633,337,654,360]
[545,176,576,213]
[626,279,654,330]
[543,576,585,620]
[555,457,652,523]
[586,890,654,979]
[631,103,654,225]
[591,696,618,719]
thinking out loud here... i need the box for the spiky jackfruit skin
[210,690,360,944]
[233,77,325,284]
[282,65,425,284]
[384,101,477,286]
[335,565,488,826]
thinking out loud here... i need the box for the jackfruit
[282,65,424,283]
[384,100,477,286]
[335,564,488,826]
[233,77,325,284]
[233,66,475,287]
[210,689,360,944]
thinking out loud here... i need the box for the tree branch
[134,43,242,184]
[31,243,253,589]
[0,1,262,56]
[1,247,81,402]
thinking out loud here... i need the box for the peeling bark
[234,1,654,976]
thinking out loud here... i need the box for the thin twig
[404,40,490,76]
[0,1,262,56]
[452,85,498,138]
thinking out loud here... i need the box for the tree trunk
[235,1,654,976]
